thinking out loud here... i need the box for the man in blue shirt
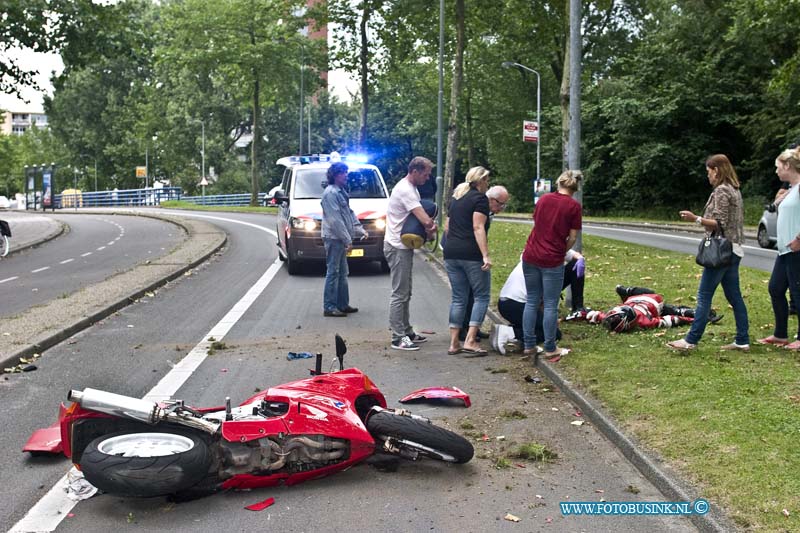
[321,162,368,317]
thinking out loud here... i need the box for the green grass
[160,200,278,214]
[488,221,799,531]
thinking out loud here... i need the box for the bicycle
[0,219,11,258]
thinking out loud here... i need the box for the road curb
[1,212,227,370]
[422,246,736,533]
[494,216,759,241]
[3,212,67,256]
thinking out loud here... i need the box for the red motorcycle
[37,336,473,498]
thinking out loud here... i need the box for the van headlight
[373,218,386,231]
[291,218,317,231]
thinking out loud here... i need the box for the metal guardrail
[39,188,270,209]
[181,193,268,206]
[52,187,183,208]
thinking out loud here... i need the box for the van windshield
[293,168,387,199]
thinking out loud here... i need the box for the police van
[273,153,390,274]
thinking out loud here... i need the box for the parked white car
[757,206,778,249]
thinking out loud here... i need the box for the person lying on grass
[565,285,721,332]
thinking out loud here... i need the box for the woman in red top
[522,170,582,358]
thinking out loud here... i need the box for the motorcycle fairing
[22,404,68,454]
[399,387,471,407]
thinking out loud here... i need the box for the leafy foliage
[2,0,798,216]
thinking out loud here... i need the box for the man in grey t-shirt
[384,156,437,351]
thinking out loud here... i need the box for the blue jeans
[685,254,749,345]
[445,259,490,329]
[522,262,565,352]
[768,251,800,340]
[323,238,349,312]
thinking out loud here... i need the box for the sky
[0,48,64,112]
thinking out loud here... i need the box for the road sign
[523,120,539,143]
[199,177,209,186]
[135,166,147,178]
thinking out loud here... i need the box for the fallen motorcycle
[31,335,473,498]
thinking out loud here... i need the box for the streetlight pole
[189,118,206,203]
[435,0,444,226]
[79,153,97,191]
[299,44,304,155]
[502,61,541,185]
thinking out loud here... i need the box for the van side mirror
[274,189,289,205]
[334,334,346,371]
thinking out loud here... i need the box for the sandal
[447,348,463,355]
[784,340,800,351]
[667,339,696,351]
[523,346,544,356]
[460,347,488,357]
[543,348,570,362]
[756,336,789,346]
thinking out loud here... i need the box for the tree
[0,1,109,100]
[158,0,318,205]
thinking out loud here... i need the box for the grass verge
[160,200,278,214]
[489,220,798,531]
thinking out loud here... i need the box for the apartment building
[0,110,48,135]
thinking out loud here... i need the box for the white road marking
[31,267,50,273]
[96,246,105,251]
[59,258,74,264]
[106,241,114,246]
[81,252,92,257]
[0,276,19,284]
[10,215,280,533]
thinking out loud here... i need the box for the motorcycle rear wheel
[367,410,474,464]
[80,429,212,497]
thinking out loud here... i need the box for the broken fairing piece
[399,387,471,407]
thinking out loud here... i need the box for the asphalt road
[4,212,697,533]
[0,214,183,318]
[583,224,778,272]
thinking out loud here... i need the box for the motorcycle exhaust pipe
[68,388,162,424]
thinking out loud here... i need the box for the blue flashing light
[345,153,369,164]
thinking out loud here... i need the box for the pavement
[2,209,734,532]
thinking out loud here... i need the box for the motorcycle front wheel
[80,429,212,497]
[367,410,474,464]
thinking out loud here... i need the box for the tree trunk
[560,0,570,171]
[443,0,465,207]
[465,83,475,168]
[358,2,371,150]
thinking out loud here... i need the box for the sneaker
[323,309,347,317]
[408,333,427,344]
[489,325,500,353]
[391,336,420,351]
[720,342,750,352]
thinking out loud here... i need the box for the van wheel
[757,225,772,249]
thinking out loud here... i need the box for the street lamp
[148,134,157,189]
[189,118,206,201]
[435,0,444,226]
[502,61,541,184]
[79,153,97,192]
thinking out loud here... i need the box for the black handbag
[696,220,732,268]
